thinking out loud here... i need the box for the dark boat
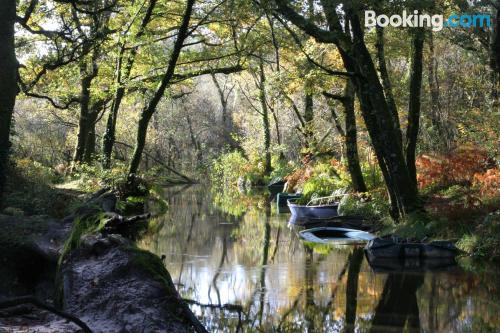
[365,237,458,261]
[276,192,302,207]
[287,197,339,219]
[299,227,375,244]
[267,179,286,196]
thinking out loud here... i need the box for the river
[139,185,499,332]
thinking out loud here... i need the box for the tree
[128,0,195,175]
[271,0,422,218]
[102,0,158,169]
[0,0,18,200]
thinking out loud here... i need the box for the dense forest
[0,0,499,332]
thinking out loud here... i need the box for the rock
[59,234,197,333]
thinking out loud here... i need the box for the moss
[380,212,436,240]
[125,246,176,294]
[59,212,107,263]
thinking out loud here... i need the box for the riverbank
[0,163,206,332]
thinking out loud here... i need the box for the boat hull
[365,238,458,261]
[288,200,339,219]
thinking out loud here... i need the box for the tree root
[0,296,93,333]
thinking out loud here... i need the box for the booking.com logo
[365,10,491,31]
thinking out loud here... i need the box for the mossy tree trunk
[343,80,367,192]
[0,0,18,199]
[324,80,367,193]
[73,59,99,164]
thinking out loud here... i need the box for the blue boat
[287,196,340,219]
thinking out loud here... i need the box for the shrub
[416,146,490,190]
[269,158,296,181]
[337,191,390,219]
[211,151,255,188]
[473,168,500,198]
[456,211,500,261]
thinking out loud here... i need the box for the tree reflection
[344,247,364,333]
[138,186,500,333]
[369,273,424,333]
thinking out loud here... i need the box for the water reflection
[138,186,500,332]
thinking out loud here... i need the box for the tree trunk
[0,0,18,199]
[102,85,125,168]
[84,125,96,163]
[102,0,157,169]
[73,64,94,164]
[406,28,425,186]
[302,92,315,147]
[345,36,417,218]
[375,26,402,145]
[258,59,272,175]
[345,13,418,218]
[73,42,101,165]
[128,0,195,175]
[211,73,228,126]
[427,33,451,150]
[343,80,367,192]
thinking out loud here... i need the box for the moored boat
[299,227,375,244]
[287,196,340,219]
[365,236,458,261]
[267,179,286,196]
[276,192,302,207]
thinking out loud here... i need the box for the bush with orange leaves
[416,146,493,190]
[473,168,500,198]
[284,167,312,192]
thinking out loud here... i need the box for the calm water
[139,186,500,333]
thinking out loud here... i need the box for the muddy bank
[0,189,206,333]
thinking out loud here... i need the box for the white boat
[299,226,375,244]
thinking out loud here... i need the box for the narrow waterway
[139,186,499,332]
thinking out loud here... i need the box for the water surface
[139,186,499,332]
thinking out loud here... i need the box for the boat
[267,179,286,196]
[364,236,458,261]
[299,227,375,244]
[287,196,340,219]
[276,192,302,207]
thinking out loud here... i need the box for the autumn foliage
[416,147,499,220]
[416,147,497,195]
